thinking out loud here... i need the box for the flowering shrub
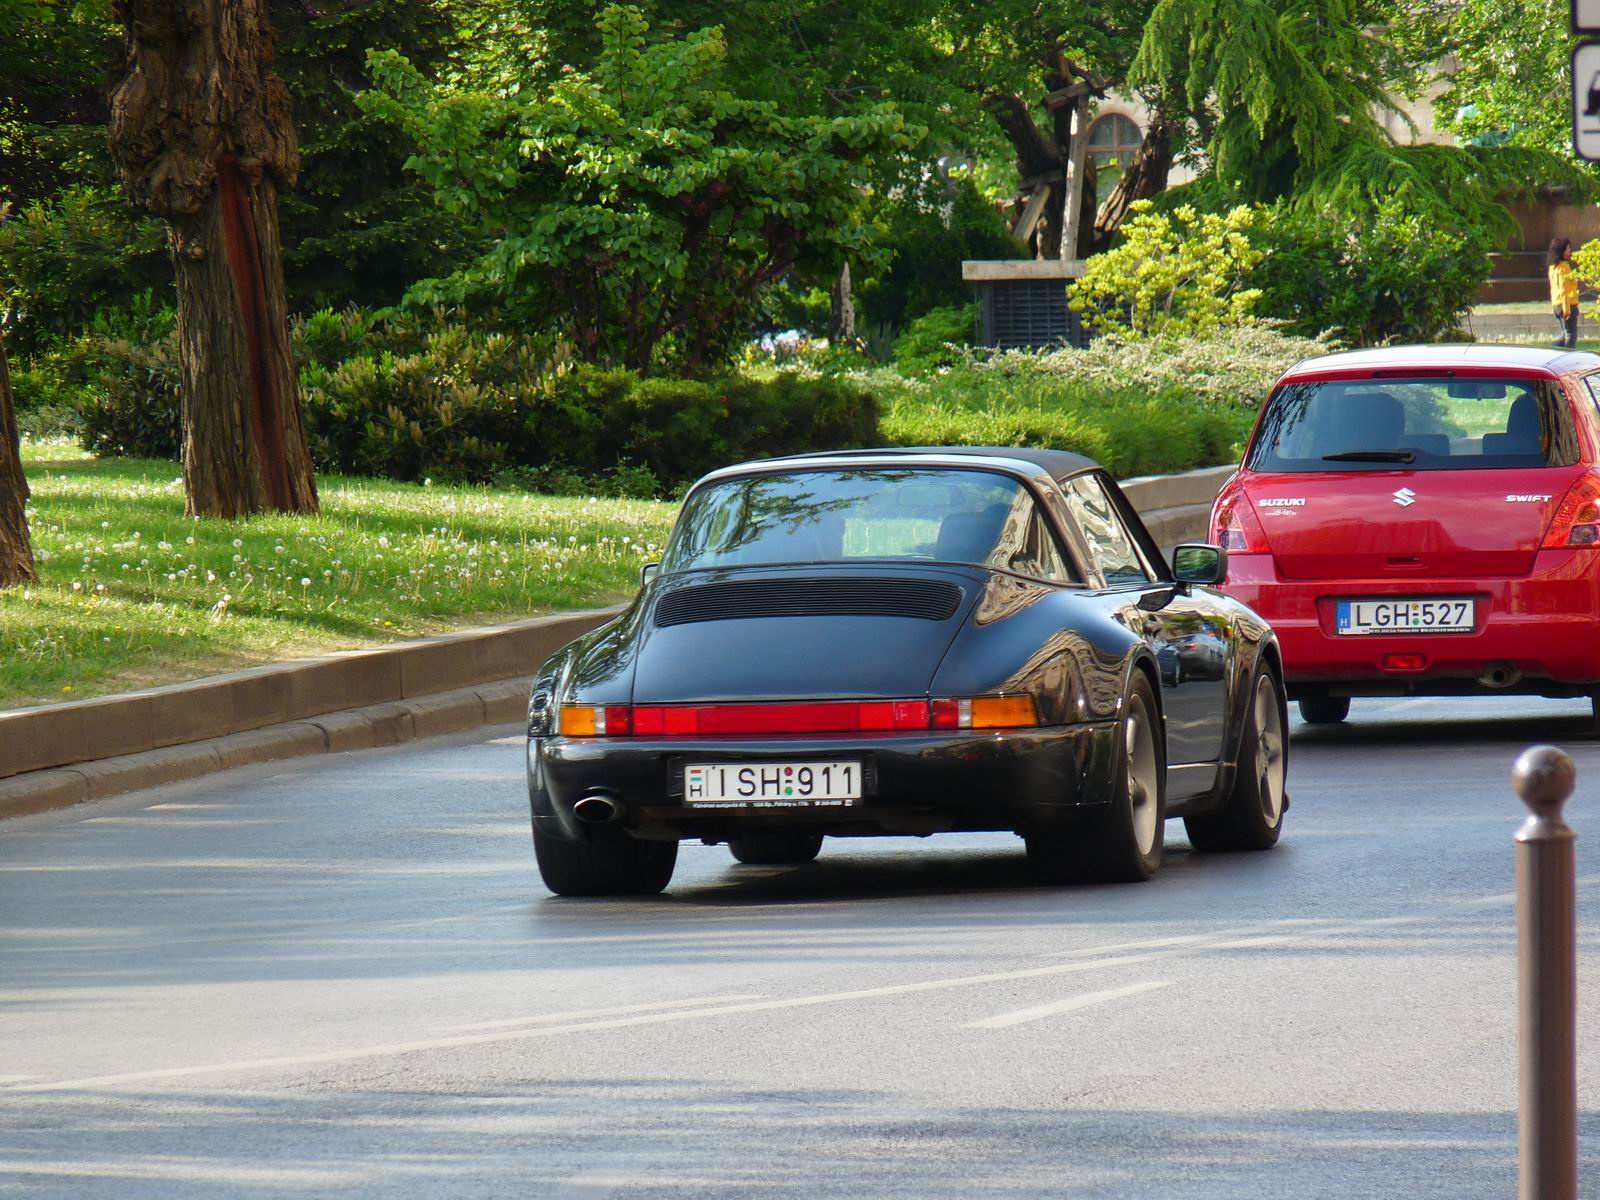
[970,324,1331,408]
[1070,202,1265,338]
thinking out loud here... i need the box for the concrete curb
[0,678,536,821]
[0,461,1240,822]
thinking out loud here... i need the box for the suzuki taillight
[1541,470,1600,548]
[1211,481,1270,554]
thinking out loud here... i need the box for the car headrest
[935,503,1011,565]
[1333,391,1405,448]
[1505,394,1539,438]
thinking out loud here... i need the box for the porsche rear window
[664,469,1079,582]
[1246,377,1580,472]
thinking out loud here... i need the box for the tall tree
[107,0,318,518]
[1391,0,1578,160]
[0,329,35,589]
[368,4,912,372]
[1128,0,1578,224]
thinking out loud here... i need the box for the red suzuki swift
[1212,345,1600,725]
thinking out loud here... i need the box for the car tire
[1298,696,1350,725]
[1026,672,1165,884]
[1185,663,1288,853]
[533,823,677,896]
[727,833,824,865]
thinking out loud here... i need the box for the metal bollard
[1513,745,1578,1200]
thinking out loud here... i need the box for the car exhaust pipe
[1479,662,1521,689]
[573,793,623,824]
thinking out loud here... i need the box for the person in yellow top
[1549,237,1581,349]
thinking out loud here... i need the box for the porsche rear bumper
[529,723,1119,843]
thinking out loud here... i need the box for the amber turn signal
[969,695,1038,729]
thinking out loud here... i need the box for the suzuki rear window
[1245,377,1579,472]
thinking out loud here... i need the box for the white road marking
[966,981,1170,1029]
[487,736,523,746]
[441,994,765,1032]
[4,950,1176,1093]
[0,1076,39,1084]
[5,884,1567,1095]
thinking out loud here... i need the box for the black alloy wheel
[1026,671,1166,884]
[1186,662,1288,852]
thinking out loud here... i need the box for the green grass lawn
[5,440,677,709]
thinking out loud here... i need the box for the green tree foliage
[365,5,914,373]
[271,0,472,312]
[1130,0,1583,234]
[1251,199,1489,345]
[858,178,1024,334]
[1070,202,1263,337]
[0,0,118,207]
[1391,0,1576,159]
[0,186,170,357]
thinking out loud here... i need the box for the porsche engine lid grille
[654,578,963,626]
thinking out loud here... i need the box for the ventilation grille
[655,578,963,627]
[979,280,1089,350]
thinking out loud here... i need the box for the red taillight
[1542,469,1600,548]
[1211,481,1270,554]
[564,697,1039,736]
[632,700,930,736]
[1381,652,1426,672]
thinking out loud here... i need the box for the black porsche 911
[525,447,1288,895]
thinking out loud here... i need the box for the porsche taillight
[1541,469,1600,548]
[1211,480,1270,554]
[557,697,1038,736]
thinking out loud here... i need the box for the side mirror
[640,561,661,586]
[1171,543,1227,587]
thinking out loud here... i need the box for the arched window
[1086,114,1143,205]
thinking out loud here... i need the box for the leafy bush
[877,369,1251,479]
[365,4,913,373]
[970,324,1330,408]
[1250,198,1492,345]
[1070,202,1264,338]
[0,187,171,358]
[68,295,183,459]
[859,179,1025,334]
[894,305,977,375]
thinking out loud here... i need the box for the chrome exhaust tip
[573,794,622,824]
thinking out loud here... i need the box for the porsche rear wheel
[727,833,824,865]
[1185,664,1287,853]
[1026,673,1165,885]
[533,823,677,896]
[1298,696,1349,725]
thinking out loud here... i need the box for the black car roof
[705,446,1101,486]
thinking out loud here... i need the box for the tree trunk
[828,262,856,345]
[0,335,36,588]
[984,91,1067,260]
[1092,117,1179,253]
[108,0,318,518]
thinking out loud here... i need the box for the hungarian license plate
[683,761,862,808]
[1336,597,1475,635]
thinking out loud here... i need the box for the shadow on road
[0,1081,1589,1199]
[1291,710,1597,749]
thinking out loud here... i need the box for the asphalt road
[4,696,1600,1198]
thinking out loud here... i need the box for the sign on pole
[1573,43,1600,161]
[1577,0,1600,33]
